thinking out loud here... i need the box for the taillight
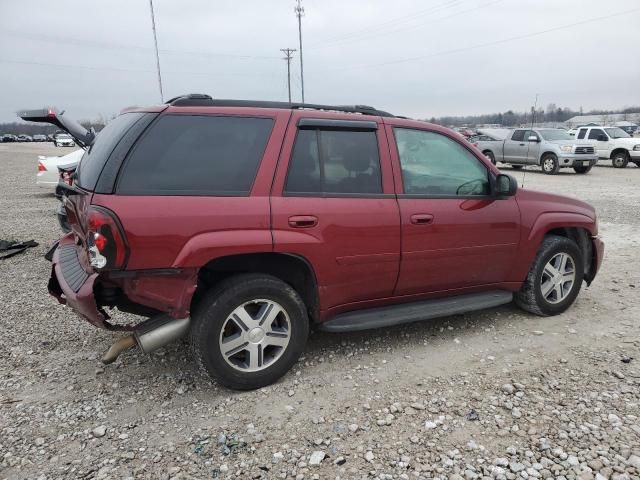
[86,206,128,270]
[38,162,47,172]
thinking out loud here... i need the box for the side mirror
[597,134,608,141]
[527,135,539,142]
[496,174,518,197]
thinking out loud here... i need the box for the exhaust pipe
[101,315,190,364]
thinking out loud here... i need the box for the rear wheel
[515,235,584,316]
[573,165,592,174]
[541,154,560,175]
[191,274,309,390]
[612,151,629,168]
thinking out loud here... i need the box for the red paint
[49,104,604,330]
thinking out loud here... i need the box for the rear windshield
[117,114,274,196]
[75,112,146,190]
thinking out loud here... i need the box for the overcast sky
[1,0,639,122]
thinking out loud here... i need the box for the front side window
[588,128,606,140]
[285,129,382,194]
[118,115,273,195]
[394,128,490,196]
[577,129,587,139]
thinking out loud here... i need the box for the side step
[319,290,513,333]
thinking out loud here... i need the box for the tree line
[426,105,640,127]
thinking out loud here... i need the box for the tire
[190,273,309,390]
[573,165,592,174]
[515,235,584,316]
[541,153,560,175]
[484,151,496,165]
[612,151,629,168]
[511,165,523,170]
[634,161,640,168]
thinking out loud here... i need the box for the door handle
[288,215,318,228]
[410,213,434,225]
[519,143,525,146]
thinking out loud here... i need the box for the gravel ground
[1,143,639,480]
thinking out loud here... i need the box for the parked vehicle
[54,133,75,147]
[36,148,83,188]
[575,126,640,168]
[17,134,33,142]
[468,131,506,164]
[482,128,598,174]
[2,134,17,142]
[21,97,604,390]
[33,134,47,142]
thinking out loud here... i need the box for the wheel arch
[193,252,320,323]
[539,151,557,165]
[610,147,629,159]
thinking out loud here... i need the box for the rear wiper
[16,107,95,148]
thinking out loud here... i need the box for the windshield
[605,127,630,139]
[538,129,572,141]
[58,134,72,139]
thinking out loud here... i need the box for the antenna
[148,0,164,103]
[522,93,538,188]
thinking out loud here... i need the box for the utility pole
[148,0,164,103]
[294,0,305,103]
[281,48,296,103]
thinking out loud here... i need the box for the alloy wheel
[540,252,576,304]
[219,299,291,372]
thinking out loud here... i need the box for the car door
[587,128,610,158]
[523,130,541,165]
[385,122,521,296]
[503,130,527,163]
[271,112,401,312]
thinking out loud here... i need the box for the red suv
[23,95,604,390]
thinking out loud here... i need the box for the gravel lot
[1,143,639,480]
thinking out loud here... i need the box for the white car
[54,133,75,147]
[37,149,83,188]
[575,126,640,168]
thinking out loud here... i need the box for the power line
[281,48,297,103]
[317,7,640,73]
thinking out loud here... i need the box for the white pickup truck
[575,126,640,168]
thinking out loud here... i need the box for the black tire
[515,235,584,316]
[634,161,640,168]
[573,165,592,174]
[511,165,523,170]
[612,151,629,168]
[541,153,560,175]
[484,151,496,165]
[190,274,309,390]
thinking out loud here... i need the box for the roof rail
[165,94,395,117]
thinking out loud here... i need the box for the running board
[319,290,513,333]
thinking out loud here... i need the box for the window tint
[394,128,489,196]
[511,130,525,141]
[588,128,605,140]
[577,129,587,139]
[118,115,273,195]
[285,129,382,194]
[76,112,146,190]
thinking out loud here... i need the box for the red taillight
[86,206,128,270]
[38,162,47,172]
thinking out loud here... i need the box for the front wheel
[541,154,560,174]
[573,165,592,174]
[612,151,629,168]
[191,274,309,390]
[515,235,584,316]
[484,151,496,165]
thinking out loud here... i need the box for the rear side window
[117,115,273,195]
[588,128,605,140]
[76,112,146,190]
[285,129,382,195]
[577,129,587,139]
[511,130,525,141]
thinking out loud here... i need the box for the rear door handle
[410,213,434,225]
[288,215,318,228]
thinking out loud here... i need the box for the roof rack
[165,94,395,117]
